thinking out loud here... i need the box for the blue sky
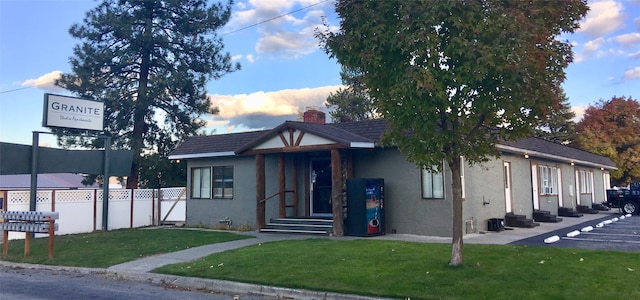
[1,0,639,148]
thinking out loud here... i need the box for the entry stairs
[260,217,333,235]
[533,210,563,223]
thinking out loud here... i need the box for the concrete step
[261,217,333,235]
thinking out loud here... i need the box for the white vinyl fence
[1,187,186,240]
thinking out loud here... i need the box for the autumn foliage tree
[55,0,238,188]
[576,96,640,185]
[320,0,588,266]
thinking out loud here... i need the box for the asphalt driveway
[510,214,640,251]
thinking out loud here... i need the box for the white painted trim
[531,164,539,210]
[504,161,513,213]
[349,142,375,148]
[496,144,616,170]
[557,167,564,207]
[168,151,235,160]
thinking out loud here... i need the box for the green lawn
[154,239,640,300]
[0,228,250,268]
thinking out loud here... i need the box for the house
[169,110,616,237]
[0,173,100,190]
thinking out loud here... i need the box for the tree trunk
[449,156,464,266]
[126,8,154,189]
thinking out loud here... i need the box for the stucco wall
[463,158,508,232]
[351,148,453,237]
[186,155,258,228]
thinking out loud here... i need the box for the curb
[0,261,390,300]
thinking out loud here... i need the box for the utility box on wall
[345,178,385,237]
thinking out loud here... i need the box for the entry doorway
[310,159,332,216]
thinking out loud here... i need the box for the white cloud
[210,85,341,119]
[575,37,606,62]
[571,105,587,122]
[207,85,342,129]
[231,54,243,61]
[623,66,640,80]
[614,32,640,47]
[629,51,640,59]
[21,71,65,92]
[246,54,256,63]
[226,0,334,60]
[578,0,625,38]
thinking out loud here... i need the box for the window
[539,165,558,195]
[422,167,444,199]
[191,167,211,199]
[213,166,234,199]
[579,169,592,194]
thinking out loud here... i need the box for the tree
[325,66,377,122]
[576,96,640,185]
[55,0,239,188]
[320,0,588,266]
[535,91,576,144]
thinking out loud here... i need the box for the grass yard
[0,228,250,268]
[154,239,640,300]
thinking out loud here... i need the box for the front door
[504,161,513,213]
[311,159,332,216]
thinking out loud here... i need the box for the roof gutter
[496,144,617,170]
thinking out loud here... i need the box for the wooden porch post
[278,153,286,217]
[345,150,354,179]
[304,154,310,216]
[331,149,344,236]
[256,154,266,229]
[292,156,298,216]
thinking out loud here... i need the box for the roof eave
[168,151,236,160]
[496,144,617,170]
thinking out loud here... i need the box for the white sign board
[43,93,104,131]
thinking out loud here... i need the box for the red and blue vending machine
[345,178,385,237]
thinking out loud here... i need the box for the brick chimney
[303,109,326,124]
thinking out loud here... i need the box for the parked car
[606,182,640,215]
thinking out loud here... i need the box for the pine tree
[55,0,239,188]
[535,92,576,144]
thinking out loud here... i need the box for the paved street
[511,214,640,251]
[0,266,274,300]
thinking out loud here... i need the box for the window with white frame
[579,169,592,194]
[191,167,211,199]
[539,165,558,195]
[213,166,234,199]
[422,166,444,199]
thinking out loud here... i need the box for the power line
[0,0,334,95]
[222,0,332,36]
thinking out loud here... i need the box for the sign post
[37,93,110,230]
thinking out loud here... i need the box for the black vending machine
[345,178,385,237]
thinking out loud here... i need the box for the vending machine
[345,178,385,237]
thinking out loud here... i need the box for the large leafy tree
[321,0,587,266]
[325,66,377,122]
[576,96,640,185]
[55,0,239,188]
[535,91,576,144]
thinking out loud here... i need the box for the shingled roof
[499,137,616,169]
[169,118,616,170]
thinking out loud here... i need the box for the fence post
[93,189,97,231]
[130,189,134,228]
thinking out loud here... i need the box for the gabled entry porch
[234,111,373,236]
